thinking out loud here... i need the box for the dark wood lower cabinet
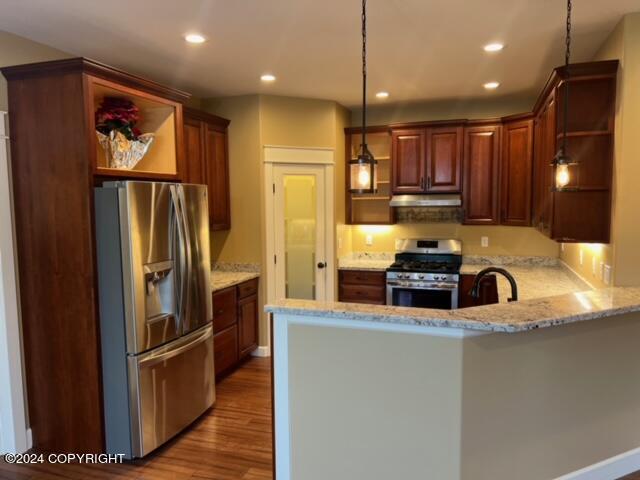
[458,273,499,308]
[338,270,386,305]
[213,278,259,379]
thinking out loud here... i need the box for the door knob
[317,261,327,269]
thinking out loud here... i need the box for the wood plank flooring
[2,356,640,479]
[0,357,273,480]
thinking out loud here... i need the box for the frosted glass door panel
[284,175,316,300]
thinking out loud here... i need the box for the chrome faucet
[470,267,518,303]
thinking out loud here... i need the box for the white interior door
[273,164,331,301]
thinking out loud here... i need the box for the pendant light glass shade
[350,145,378,193]
[555,162,570,189]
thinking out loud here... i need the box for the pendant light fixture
[554,0,577,189]
[349,0,377,194]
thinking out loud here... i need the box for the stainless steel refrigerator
[95,181,214,458]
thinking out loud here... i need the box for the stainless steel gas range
[386,239,462,309]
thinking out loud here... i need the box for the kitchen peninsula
[267,287,640,480]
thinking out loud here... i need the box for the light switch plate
[395,239,403,251]
[579,249,584,265]
[604,265,612,285]
[481,236,489,248]
[592,256,597,275]
[599,261,604,280]
[337,237,343,250]
[365,234,373,246]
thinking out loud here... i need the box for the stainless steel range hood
[389,194,462,207]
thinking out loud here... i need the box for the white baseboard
[555,446,640,480]
[252,346,271,357]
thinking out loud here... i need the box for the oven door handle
[386,281,458,290]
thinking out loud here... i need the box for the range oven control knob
[418,274,425,279]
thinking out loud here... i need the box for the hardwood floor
[0,357,273,480]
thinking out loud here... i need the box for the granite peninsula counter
[267,287,640,480]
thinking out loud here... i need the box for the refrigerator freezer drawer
[129,324,215,457]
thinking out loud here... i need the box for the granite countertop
[459,265,589,302]
[266,287,640,333]
[211,271,260,292]
[338,254,589,303]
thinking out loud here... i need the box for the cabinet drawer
[237,278,259,299]
[339,270,386,286]
[214,325,238,378]
[339,284,386,305]
[212,287,237,333]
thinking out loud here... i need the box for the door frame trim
[264,147,335,313]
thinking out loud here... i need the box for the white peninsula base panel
[271,312,640,480]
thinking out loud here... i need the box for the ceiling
[0,0,637,106]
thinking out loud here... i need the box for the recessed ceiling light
[375,91,389,99]
[483,81,500,90]
[184,33,206,44]
[261,74,276,82]
[483,43,504,52]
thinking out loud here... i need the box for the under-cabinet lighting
[483,81,500,90]
[261,74,276,82]
[376,91,389,99]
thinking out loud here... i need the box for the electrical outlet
[365,234,373,246]
[481,236,489,248]
[337,237,343,250]
[604,265,612,285]
[591,256,597,275]
[579,249,584,265]
[395,239,403,251]
[561,243,565,252]
[599,261,604,280]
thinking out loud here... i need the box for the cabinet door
[458,274,499,308]
[462,125,501,224]
[238,293,259,358]
[501,119,533,226]
[205,125,231,230]
[391,129,426,193]
[426,126,463,192]
[183,117,205,185]
[532,94,556,236]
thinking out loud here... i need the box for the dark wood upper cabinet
[0,57,191,454]
[184,116,206,185]
[462,124,501,225]
[500,118,533,226]
[183,107,231,231]
[426,126,463,192]
[392,126,462,194]
[531,60,617,243]
[391,129,426,193]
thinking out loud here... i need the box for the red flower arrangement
[95,97,142,140]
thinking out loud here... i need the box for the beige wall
[204,94,349,344]
[350,224,559,257]
[284,313,640,480]
[350,94,536,127]
[0,31,70,110]
[561,13,640,288]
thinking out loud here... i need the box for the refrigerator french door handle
[176,185,193,332]
[170,185,188,331]
[137,325,213,369]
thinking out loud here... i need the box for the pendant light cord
[361,0,367,150]
[562,0,572,156]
